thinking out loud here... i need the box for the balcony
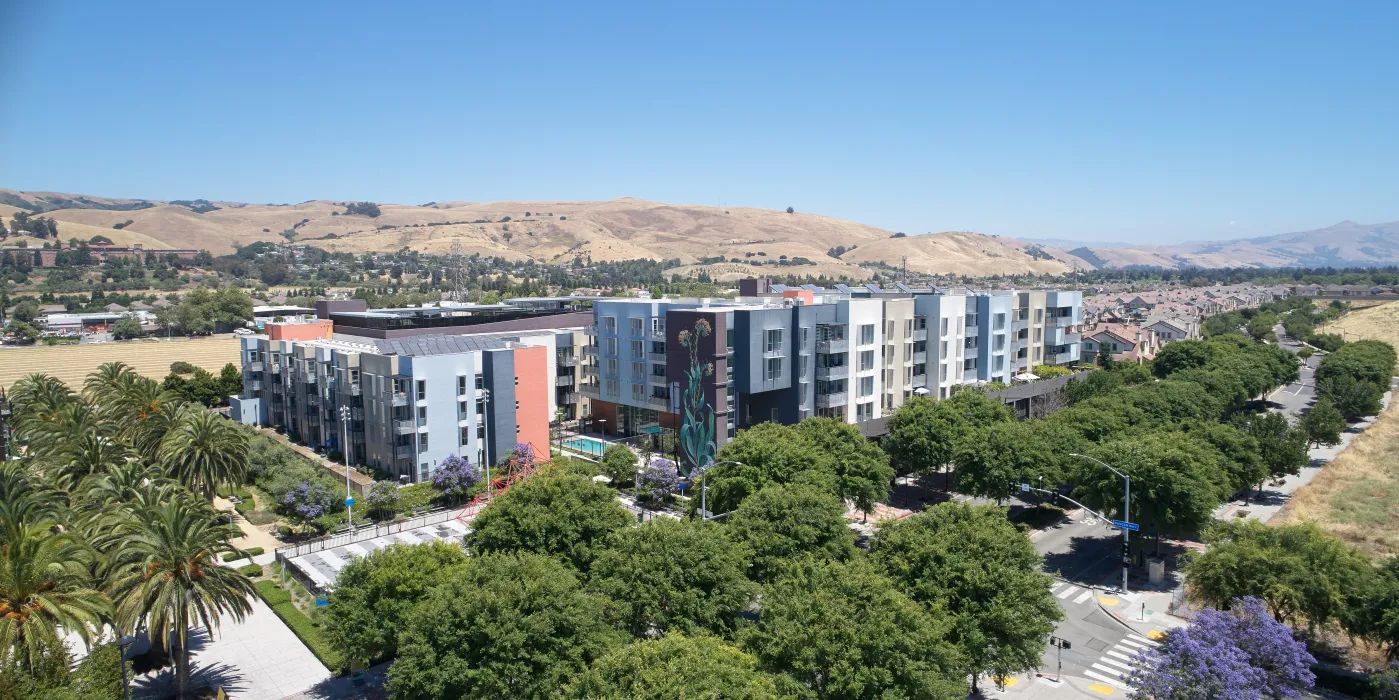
[303,375,318,386]
[582,364,599,377]
[394,419,417,435]
[579,384,602,399]
[648,374,668,386]
[815,365,845,380]
[815,391,848,408]
[646,395,671,410]
[248,361,264,373]
[349,383,362,396]
[647,352,667,363]
[583,345,600,356]
[395,445,416,459]
[558,354,579,368]
[963,345,979,360]
[912,351,927,364]
[816,337,848,353]
[390,392,409,406]
[583,324,598,335]
[305,395,320,408]
[649,328,666,340]
[555,375,575,387]
[270,363,281,374]
[560,392,579,404]
[248,380,262,391]
[912,328,928,341]
[1053,315,1077,328]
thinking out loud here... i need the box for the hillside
[837,232,1079,276]
[1065,220,1399,270]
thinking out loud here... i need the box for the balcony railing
[394,420,416,435]
[305,396,320,408]
[583,345,600,356]
[582,365,599,377]
[912,351,927,364]
[583,324,598,335]
[270,363,282,374]
[646,395,671,409]
[816,338,848,353]
[578,384,602,399]
[815,391,848,408]
[248,361,264,373]
[815,365,845,379]
[911,329,928,341]
[390,392,409,406]
[1053,315,1077,328]
[560,392,579,404]
[557,355,579,367]
[249,380,262,391]
[649,329,666,340]
[964,345,979,359]
[647,374,668,386]
[395,445,416,459]
[349,383,361,396]
[555,375,575,387]
[646,352,667,363]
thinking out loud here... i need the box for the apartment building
[231,331,558,483]
[581,282,1084,471]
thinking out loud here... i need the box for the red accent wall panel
[512,345,551,458]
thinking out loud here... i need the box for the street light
[1070,453,1130,593]
[117,630,139,700]
[478,388,492,499]
[340,405,353,531]
[694,460,744,521]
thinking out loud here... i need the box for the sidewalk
[213,495,284,568]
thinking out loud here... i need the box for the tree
[740,558,964,699]
[1316,339,1397,388]
[704,422,838,514]
[1185,520,1372,631]
[1128,597,1315,700]
[587,518,756,638]
[1344,557,1399,662]
[1097,342,1115,368]
[280,481,337,531]
[635,461,680,507]
[1317,373,1385,420]
[110,314,142,340]
[5,321,39,344]
[216,362,242,398]
[109,500,254,699]
[883,392,1012,483]
[158,404,249,498]
[785,206,794,214]
[466,471,630,572]
[1074,432,1229,543]
[567,632,780,699]
[727,483,855,583]
[793,417,894,517]
[10,299,39,325]
[323,541,467,666]
[0,522,110,673]
[386,553,623,700]
[598,444,637,485]
[951,420,1079,502]
[869,502,1062,693]
[430,454,478,504]
[1247,311,1278,341]
[1243,412,1309,491]
[364,480,401,519]
[1182,421,1267,496]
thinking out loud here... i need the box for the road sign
[1020,483,1030,492]
[345,497,355,507]
[1111,519,1139,531]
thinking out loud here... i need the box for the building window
[1035,309,1043,323]
[860,324,875,345]
[765,329,783,354]
[801,327,809,348]
[419,433,429,452]
[416,380,426,401]
[856,402,873,422]
[632,383,645,401]
[859,350,874,371]
[771,408,779,423]
[941,318,949,337]
[458,400,468,420]
[631,362,645,381]
[606,358,618,377]
[859,376,874,397]
[1034,328,1042,342]
[458,376,467,396]
[995,313,1006,330]
[905,319,914,334]
[605,379,619,397]
[652,317,665,334]
[940,364,949,381]
[994,335,1005,351]
[993,356,1004,372]
[630,340,644,357]
[630,317,643,336]
[604,337,618,355]
[460,426,470,446]
[475,373,484,391]
[766,357,782,380]
[603,316,617,334]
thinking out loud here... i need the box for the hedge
[239,564,264,577]
[221,546,264,562]
[254,581,343,672]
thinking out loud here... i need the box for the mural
[676,318,717,476]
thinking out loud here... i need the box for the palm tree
[50,434,138,493]
[7,373,77,441]
[83,361,135,407]
[159,405,249,499]
[0,520,111,672]
[109,500,253,699]
[0,462,63,535]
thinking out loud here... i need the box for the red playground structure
[456,442,548,523]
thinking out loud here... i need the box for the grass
[1275,398,1399,558]
[1316,299,1399,349]
[255,579,344,673]
[0,334,240,390]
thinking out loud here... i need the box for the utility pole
[479,388,492,499]
[341,406,353,530]
[1070,453,1132,593]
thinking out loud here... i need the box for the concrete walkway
[213,495,285,567]
[132,596,332,700]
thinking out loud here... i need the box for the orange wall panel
[267,320,333,341]
[512,345,551,459]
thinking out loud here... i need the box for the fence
[274,507,462,560]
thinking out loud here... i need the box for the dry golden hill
[838,232,1079,276]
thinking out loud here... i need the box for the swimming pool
[563,437,608,456]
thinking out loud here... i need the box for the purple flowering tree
[637,461,680,508]
[1373,662,1399,700]
[1129,596,1315,700]
[282,481,337,531]
[432,453,479,505]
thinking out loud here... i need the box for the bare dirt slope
[838,232,1077,276]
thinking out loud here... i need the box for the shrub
[245,546,264,557]
[1297,346,1314,360]
[169,360,195,375]
[239,564,264,577]
[599,445,638,485]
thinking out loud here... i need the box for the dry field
[0,335,241,391]
[1274,399,1399,559]
[1317,299,1399,347]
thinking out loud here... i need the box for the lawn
[1275,398,1399,558]
[0,335,241,390]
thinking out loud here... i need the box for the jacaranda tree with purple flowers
[1128,596,1315,700]
[432,453,479,505]
[282,480,338,532]
[637,461,680,507]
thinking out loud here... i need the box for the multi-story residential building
[231,330,559,483]
[581,281,1084,471]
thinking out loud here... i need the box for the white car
[233,328,255,336]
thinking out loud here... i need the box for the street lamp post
[695,460,744,520]
[1070,453,1131,593]
[340,406,353,531]
[478,389,492,499]
[117,631,138,700]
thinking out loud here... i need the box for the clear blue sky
[2,1,1396,244]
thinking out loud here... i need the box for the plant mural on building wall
[676,319,717,477]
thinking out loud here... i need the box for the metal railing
[816,338,848,353]
[395,445,416,459]
[557,355,579,367]
[248,361,265,373]
[560,392,579,404]
[815,391,847,407]
[274,507,461,560]
[394,419,417,435]
[555,375,575,386]
[390,392,409,406]
[647,352,667,363]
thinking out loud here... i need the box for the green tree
[1182,421,1267,496]
[0,522,110,673]
[1300,396,1346,448]
[704,422,839,514]
[217,362,242,398]
[740,558,964,700]
[386,553,623,700]
[1317,373,1385,420]
[158,404,249,498]
[883,392,1012,483]
[1247,311,1278,341]
[587,518,756,638]
[10,299,39,325]
[951,420,1079,502]
[5,321,38,344]
[598,444,637,485]
[109,500,254,699]
[870,503,1062,693]
[1243,412,1310,491]
[1153,340,1213,378]
[466,471,630,572]
[1074,432,1229,542]
[110,314,142,340]
[568,632,780,699]
[1096,342,1114,368]
[364,480,401,519]
[793,417,894,517]
[727,483,855,583]
[1344,557,1399,660]
[323,541,468,666]
[1185,520,1372,632]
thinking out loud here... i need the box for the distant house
[1146,317,1197,342]
[104,303,128,313]
[1082,323,1160,364]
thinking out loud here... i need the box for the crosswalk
[1084,634,1158,691]
[1049,581,1102,607]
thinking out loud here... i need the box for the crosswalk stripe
[1085,670,1128,688]
[1057,585,1080,600]
[1072,590,1094,604]
[1119,639,1151,650]
[1097,657,1133,672]
[1106,650,1136,663]
[1092,663,1127,678]
[1127,634,1160,647]
[1050,582,1065,592]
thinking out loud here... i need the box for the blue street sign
[1111,519,1139,532]
[345,497,355,507]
